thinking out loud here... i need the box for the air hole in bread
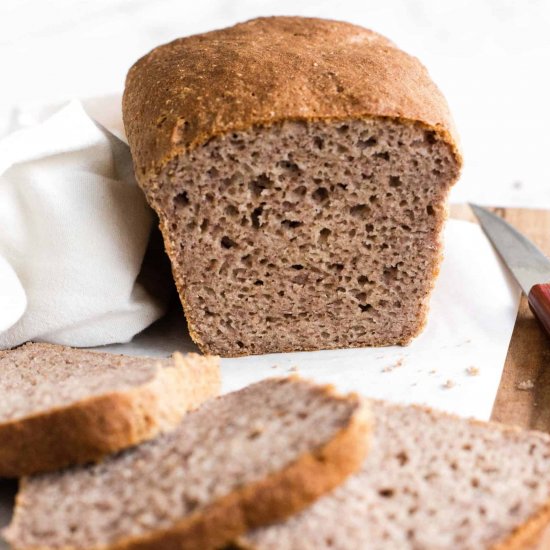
[350,204,370,218]
[281,220,302,229]
[249,174,273,196]
[312,187,329,203]
[174,191,189,206]
[319,228,331,243]
[389,176,402,188]
[221,236,236,249]
[225,205,239,217]
[251,206,264,229]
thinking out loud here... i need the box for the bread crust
[5,385,371,550]
[0,352,220,477]
[123,16,462,178]
[491,501,550,549]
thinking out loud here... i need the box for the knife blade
[470,203,550,338]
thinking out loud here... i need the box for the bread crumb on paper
[517,379,534,391]
[466,366,480,376]
[442,379,455,389]
[288,366,299,373]
[382,357,405,373]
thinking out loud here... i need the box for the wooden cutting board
[451,205,550,432]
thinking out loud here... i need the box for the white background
[2,0,550,208]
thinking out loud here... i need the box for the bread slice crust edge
[0,352,220,477]
[4,384,371,550]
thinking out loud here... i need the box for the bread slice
[122,16,463,357]
[3,377,371,550]
[0,342,220,477]
[241,401,550,550]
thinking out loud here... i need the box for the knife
[470,204,550,338]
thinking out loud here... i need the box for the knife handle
[528,283,550,338]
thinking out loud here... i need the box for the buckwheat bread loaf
[240,401,550,550]
[122,16,462,357]
[3,377,371,550]
[0,343,220,477]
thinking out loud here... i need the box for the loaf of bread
[0,343,219,476]
[240,401,550,549]
[123,16,462,357]
[4,377,371,550]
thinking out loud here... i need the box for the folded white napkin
[0,100,167,349]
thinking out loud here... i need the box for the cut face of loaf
[4,377,371,550]
[0,343,220,476]
[150,118,459,356]
[242,401,550,550]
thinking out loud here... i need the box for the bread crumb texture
[243,401,550,549]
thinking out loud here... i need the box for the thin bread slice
[3,377,371,550]
[241,401,550,550]
[0,343,220,477]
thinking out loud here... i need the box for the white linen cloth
[0,100,166,348]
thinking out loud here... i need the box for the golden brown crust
[491,501,550,549]
[6,388,371,550]
[122,16,462,178]
[0,353,220,477]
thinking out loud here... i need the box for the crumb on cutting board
[466,366,480,376]
[517,379,535,391]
